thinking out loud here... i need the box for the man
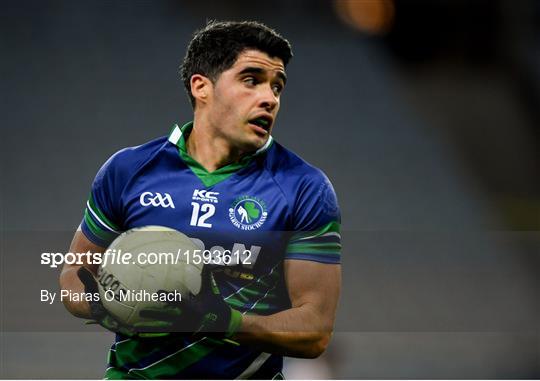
[60,20,341,379]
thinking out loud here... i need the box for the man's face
[203,49,287,152]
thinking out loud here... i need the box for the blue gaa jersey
[80,122,341,380]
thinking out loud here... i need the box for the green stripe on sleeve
[287,242,341,251]
[84,209,117,241]
[88,193,120,230]
[287,221,341,256]
[290,221,340,241]
[287,249,340,256]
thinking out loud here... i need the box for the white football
[96,225,203,327]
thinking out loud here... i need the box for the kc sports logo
[229,196,268,230]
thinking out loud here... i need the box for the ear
[190,74,212,107]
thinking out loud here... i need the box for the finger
[134,320,173,334]
[199,265,216,295]
[139,308,182,321]
[138,332,171,338]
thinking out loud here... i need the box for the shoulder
[264,141,334,191]
[265,144,340,248]
[263,141,339,223]
[96,136,169,179]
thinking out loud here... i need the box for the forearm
[233,305,332,358]
[59,265,92,319]
[60,231,105,319]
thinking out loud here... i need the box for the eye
[272,83,283,95]
[243,76,257,86]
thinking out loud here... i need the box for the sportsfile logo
[192,189,219,203]
[139,192,175,208]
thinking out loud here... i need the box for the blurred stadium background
[1,0,539,378]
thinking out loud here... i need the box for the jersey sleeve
[80,153,125,247]
[285,173,341,264]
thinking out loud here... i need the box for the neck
[187,118,245,172]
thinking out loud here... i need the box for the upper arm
[284,259,341,331]
[284,171,341,264]
[80,151,128,247]
[283,170,342,329]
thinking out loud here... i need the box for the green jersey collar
[167,122,273,187]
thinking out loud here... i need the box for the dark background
[1,0,539,378]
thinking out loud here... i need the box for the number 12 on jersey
[190,202,215,228]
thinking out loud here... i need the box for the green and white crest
[228,196,268,230]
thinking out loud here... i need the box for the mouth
[248,115,273,134]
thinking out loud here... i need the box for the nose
[258,85,278,112]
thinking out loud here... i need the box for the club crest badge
[229,196,268,230]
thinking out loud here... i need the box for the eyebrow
[238,66,287,85]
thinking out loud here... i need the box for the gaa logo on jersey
[229,196,268,230]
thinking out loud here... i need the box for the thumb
[77,266,99,294]
[198,265,219,296]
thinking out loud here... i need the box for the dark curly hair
[180,20,293,108]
